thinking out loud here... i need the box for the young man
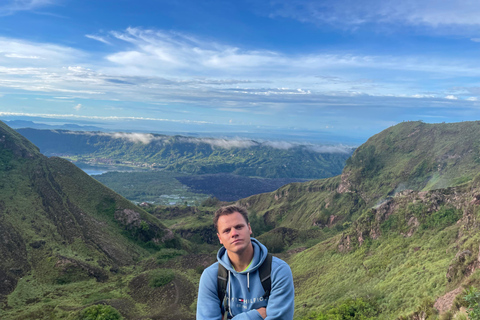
[197,205,294,320]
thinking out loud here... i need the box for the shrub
[300,298,379,320]
[464,286,480,320]
[77,304,123,320]
[439,310,453,320]
[149,269,175,288]
[454,313,468,320]
[155,248,186,264]
[259,233,285,253]
[195,265,205,274]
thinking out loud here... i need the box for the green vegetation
[149,269,175,288]
[17,128,353,179]
[8,120,480,319]
[156,248,187,264]
[0,121,198,319]
[464,287,480,320]
[300,298,379,320]
[77,305,123,320]
[343,121,480,202]
[93,170,209,205]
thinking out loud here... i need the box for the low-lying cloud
[60,131,355,153]
[110,132,159,144]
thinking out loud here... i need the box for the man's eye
[224,229,230,233]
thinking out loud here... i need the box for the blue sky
[1,0,480,143]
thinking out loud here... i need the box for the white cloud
[111,132,157,144]
[1,29,480,121]
[467,97,478,101]
[5,53,42,59]
[411,94,436,99]
[179,137,258,149]
[85,34,111,45]
[0,0,56,16]
[105,27,289,76]
[265,0,480,28]
[74,103,82,111]
[445,95,458,100]
[0,111,210,124]
[57,132,355,153]
[0,37,82,64]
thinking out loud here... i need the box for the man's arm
[230,260,294,320]
[264,259,294,320]
[197,265,224,320]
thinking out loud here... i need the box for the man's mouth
[231,239,242,244]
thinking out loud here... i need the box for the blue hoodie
[197,238,294,320]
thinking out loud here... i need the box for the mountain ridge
[16,127,353,179]
[5,120,480,319]
[0,120,188,319]
[231,121,480,318]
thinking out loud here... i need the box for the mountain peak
[0,120,41,160]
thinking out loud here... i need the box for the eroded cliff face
[334,182,480,317]
[338,183,480,251]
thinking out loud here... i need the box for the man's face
[217,212,252,255]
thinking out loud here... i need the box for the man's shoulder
[203,261,220,276]
[270,255,293,280]
[199,261,220,291]
[271,255,290,268]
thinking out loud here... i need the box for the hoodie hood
[217,237,268,273]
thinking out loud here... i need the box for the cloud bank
[60,131,355,153]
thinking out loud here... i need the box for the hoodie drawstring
[247,272,250,291]
[227,270,232,319]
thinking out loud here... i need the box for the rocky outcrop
[337,171,353,194]
[337,183,480,252]
[434,287,463,314]
[115,209,141,228]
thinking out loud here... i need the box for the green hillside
[6,120,480,319]
[233,121,480,319]
[238,121,480,229]
[343,120,480,202]
[16,128,353,179]
[0,121,206,319]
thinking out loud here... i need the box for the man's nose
[230,229,238,237]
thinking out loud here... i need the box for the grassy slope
[343,121,480,203]
[231,121,480,318]
[238,176,366,231]
[0,121,205,320]
[133,121,480,319]
[238,121,480,230]
[7,120,480,319]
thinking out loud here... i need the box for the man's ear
[217,233,223,245]
[248,223,252,235]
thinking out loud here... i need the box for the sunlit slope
[289,179,480,319]
[241,121,480,230]
[0,120,177,316]
[238,177,365,230]
[342,120,480,202]
[235,121,480,318]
